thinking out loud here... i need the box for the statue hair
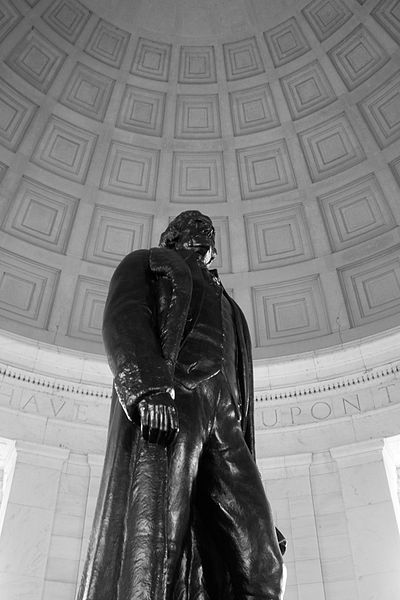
[159,210,214,249]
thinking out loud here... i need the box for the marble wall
[0,328,400,600]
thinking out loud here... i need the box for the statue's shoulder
[149,248,192,293]
[115,248,190,284]
[149,247,189,271]
[115,248,151,271]
[149,246,177,262]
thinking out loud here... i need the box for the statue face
[159,211,217,265]
[180,215,215,256]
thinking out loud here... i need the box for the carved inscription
[255,383,399,429]
[0,382,109,426]
[0,373,399,430]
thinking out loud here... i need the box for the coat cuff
[113,362,174,422]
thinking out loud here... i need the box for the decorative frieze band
[1,359,399,405]
[0,363,111,399]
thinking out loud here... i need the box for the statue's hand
[137,392,179,446]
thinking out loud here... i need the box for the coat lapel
[149,247,192,368]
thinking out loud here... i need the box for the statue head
[159,210,217,265]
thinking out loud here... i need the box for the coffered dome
[0,0,400,359]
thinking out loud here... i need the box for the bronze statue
[77,210,286,600]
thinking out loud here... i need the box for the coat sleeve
[102,249,174,421]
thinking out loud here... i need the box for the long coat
[77,247,258,600]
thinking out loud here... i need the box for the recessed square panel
[2,176,79,253]
[264,17,311,67]
[389,154,400,187]
[84,205,153,266]
[252,275,330,346]
[244,204,314,270]
[175,94,221,139]
[100,141,159,200]
[84,18,130,68]
[5,28,66,93]
[116,85,166,136]
[68,276,108,342]
[0,248,59,328]
[298,112,366,181]
[318,173,395,251]
[230,84,280,135]
[338,246,400,326]
[280,60,336,120]
[328,25,389,90]
[59,62,115,122]
[41,0,91,44]
[372,0,400,45]
[302,0,353,42]
[0,0,22,44]
[236,140,297,200]
[31,115,98,183]
[223,37,264,81]
[130,37,171,81]
[171,152,226,203]
[358,70,400,149]
[178,46,216,83]
[0,162,7,183]
[0,78,38,151]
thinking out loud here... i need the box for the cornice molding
[1,326,400,403]
[1,358,400,407]
[254,361,400,403]
[0,363,111,400]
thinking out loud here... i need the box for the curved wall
[0,328,400,599]
[1,0,400,358]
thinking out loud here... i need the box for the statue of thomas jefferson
[77,211,286,600]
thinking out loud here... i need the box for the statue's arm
[102,249,178,442]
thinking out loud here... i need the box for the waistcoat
[174,252,224,389]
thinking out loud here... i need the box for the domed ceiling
[0,0,400,359]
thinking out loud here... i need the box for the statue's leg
[165,381,216,598]
[197,380,285,600]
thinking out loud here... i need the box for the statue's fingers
[161,406,168,431]
[138,403,146,423]
[155,406,167,445]
[148,406,159,443]
[138,401,147,421]
[159,406,167,433]
[149,405,158,429]
[166,406,179,445]
[139,403,150,440]
[169,405,179,432]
